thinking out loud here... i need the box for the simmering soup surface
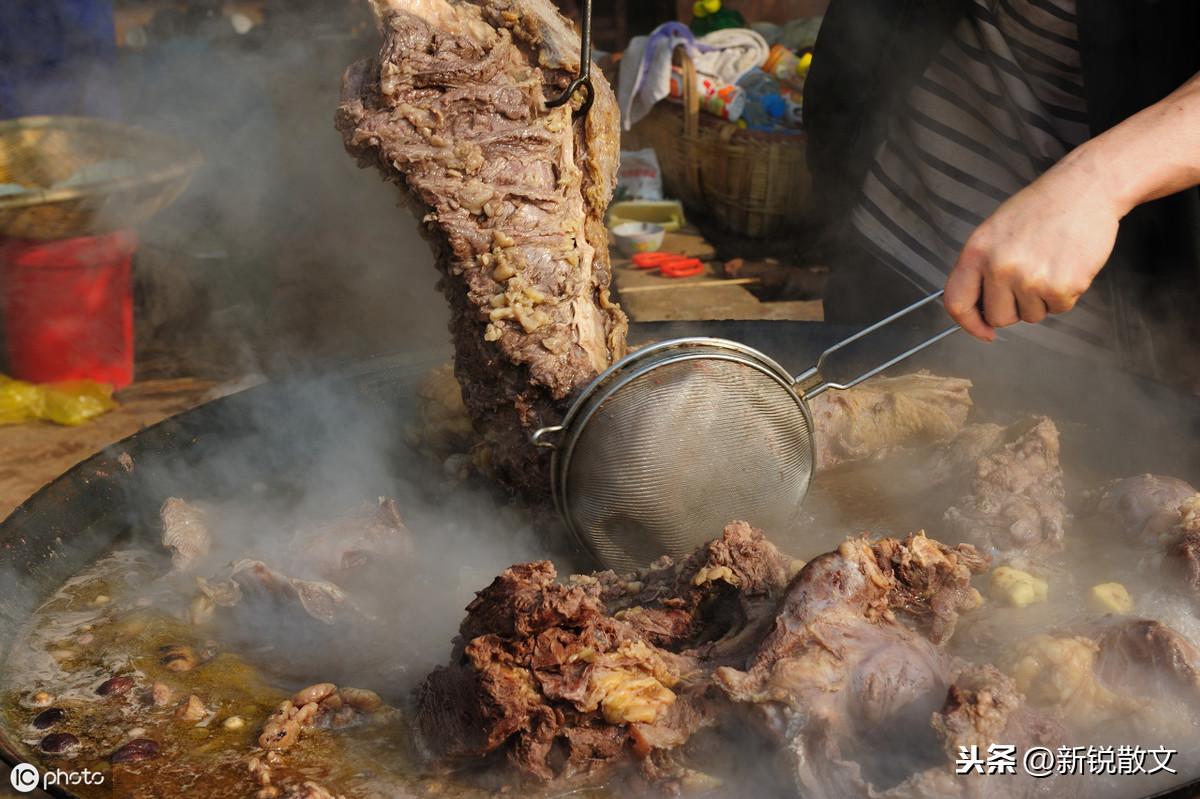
[4,417,1200,798]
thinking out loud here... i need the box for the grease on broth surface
[1,552,430,798]
[4,453,1200,798]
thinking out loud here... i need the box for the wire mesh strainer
[532,291,961,571]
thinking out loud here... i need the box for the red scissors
[631,252,706,279]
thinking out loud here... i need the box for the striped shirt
[850,0,1116,361]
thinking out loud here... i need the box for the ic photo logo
[9,762,106,793]
[9,763,39,793]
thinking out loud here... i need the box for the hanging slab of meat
[809,371,974,470]
[336,0,627,503]
[413,522,797,788]
[943,417,1068,558]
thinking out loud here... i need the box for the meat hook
[545,0,595,117]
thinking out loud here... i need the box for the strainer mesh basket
[0,116,201,240]
[562,353,814,572]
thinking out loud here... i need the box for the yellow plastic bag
[0,375,117,427]
[0,375,43,424]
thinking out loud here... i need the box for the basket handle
[676,47,704,203]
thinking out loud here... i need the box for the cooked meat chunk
[591,520,797,656]
[161,498,211,572]
[414,558,701,783]
[872,532,988,644]
[1094,618,1200,698]
[921,422,1006,487]
[1007,634,1140,729]
[290,497,413,582]
[337,0,627,504]
[1083,474,1198,544]
[1083,476,1200,599]
[910,665,1073,799]
[203,560,367,626]
[183,498,410,628]
[809,371,973,470]
[933,664,1064,760]
[415,522,799,786]
[712,534,989,796]
[416,527,1031,794]
[259,683,387,751]
[1170,501,1200,593]
[1002,619,1200,751]
[943,417,1068,557]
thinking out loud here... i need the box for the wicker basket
[0,116,202,241]
[631,49,811,239]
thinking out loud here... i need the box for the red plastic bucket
[1,230,136,388]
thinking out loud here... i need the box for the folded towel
[693,28,769,86]
[618,22,709,131]
[618,24,768,131]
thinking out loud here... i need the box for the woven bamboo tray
[632,49,811,239]
[0,116,202,241]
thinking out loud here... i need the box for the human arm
[944,71,1200,341]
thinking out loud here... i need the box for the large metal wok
[1,321,1199,798]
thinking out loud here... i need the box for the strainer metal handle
[532,425,563,449]
[794,290,960,399]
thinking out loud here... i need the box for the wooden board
[620,283,822,322]
[0,378,217,520]
[610,227,824,323]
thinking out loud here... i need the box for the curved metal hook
[545,0,594,118]
[547,77,595,117]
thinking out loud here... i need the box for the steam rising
[118,6,450,378]
[1,4,1200,797]
[129,370,551,692]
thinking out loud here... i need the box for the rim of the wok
[2,330,1200,798]
[0,350,446,797]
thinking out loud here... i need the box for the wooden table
[0,378,217,520]
[611,227,823,323]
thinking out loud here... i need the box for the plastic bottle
[776,82,804,128]
[762,44,812,93]
[668,67,747,122]
[735,68,802,132]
